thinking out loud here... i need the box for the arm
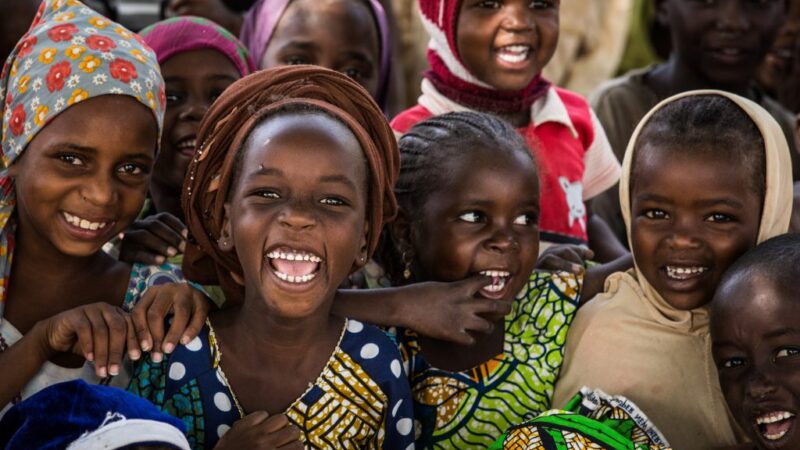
[582,254,633,305]
[0,322,53,407]
[586,208,629,262]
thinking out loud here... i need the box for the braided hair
[381,111,535,283]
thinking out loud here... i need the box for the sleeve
[581,109,621,201]
[379,342,416,449]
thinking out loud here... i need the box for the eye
[254,190,280,199]
[643,209,668,220]
[459,211,484,223]
[342,68,364,81]
[513,213,537,226]
[320,197,346,206]
[284,56,310,66]
[58,153,85,166]
[776,348,800,359]
[117,162,145,175]
[530,0,554,8]
[721,357,745,369]
[706,213,734,223]
[165,91,182,104]
[476,0,501,8]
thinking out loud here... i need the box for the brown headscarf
[181,65,399,303]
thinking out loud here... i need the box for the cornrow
[381,111,534,283]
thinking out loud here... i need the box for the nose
[80,171,117,207]
[716,0,750,33]
[178,95,209,122]
[278,202,316,231]
[485,224,520,253]
[501,3,534,32]
[666,216,702,250]
[746,369,778,401]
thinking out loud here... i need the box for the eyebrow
[694,198,745,209]
[53,143,153,161]
[764,328,800,340]
[248,167,358,191]
[634,193,672,203]
[164,74,239,84]
[280,41,319,52]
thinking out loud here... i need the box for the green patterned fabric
[396,271,582,448]
[489,388,672,450]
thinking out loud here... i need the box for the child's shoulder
[589,68,657,113]
[574,270,647,323]
[339,319,405,383]
[519,270,583,306]
[390,104,434,134]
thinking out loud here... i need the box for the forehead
[272,0,379,54]
[160,48,241,80]
[712,273,798,336]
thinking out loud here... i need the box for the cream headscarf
[618,89,794,327]
[553,90,793,450]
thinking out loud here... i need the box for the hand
[131,283,211,363]
[166,0,244,35]
[214,412,303,449]
[536,245,594,274]
[397,275,511,345]
[42,303,138,378]
[118,212,187,266]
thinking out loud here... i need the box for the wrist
[29,320,56,362]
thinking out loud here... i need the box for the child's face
[9,95,157,256]
[222,112,369,319]
[660,0,785,88]
[712,275,800,449]
[456,0,559,91]
[261,0,380,98]
[630,147,761,310]
[409,149,539,301]
[155,49,240,193]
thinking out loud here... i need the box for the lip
[59,210,116,242]
[173,135,197,158]
[475,267,515,300]
[263,244,325,292]
[657,262,711,292]
[705,45,753,65]
[492,43,534,70]
[749,408,797,449]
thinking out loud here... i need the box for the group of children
[0,0,799,449]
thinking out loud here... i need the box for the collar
[419,79,579,138]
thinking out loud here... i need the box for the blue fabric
[0,380,186,450]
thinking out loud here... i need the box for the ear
[389,209,414,255]
[654,0,670,27]
[353,220,370,268]
[217,203,234,252]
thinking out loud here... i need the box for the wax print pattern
[128,319,416,449]
[396,271,581,448]
[0,0,166,318]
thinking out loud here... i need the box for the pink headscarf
[240,0,392,111]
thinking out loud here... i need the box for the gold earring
[402,251,412,280]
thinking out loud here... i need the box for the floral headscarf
[0,0,166,317]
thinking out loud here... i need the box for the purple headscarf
[240,0,391,111]
[140,16,256,77]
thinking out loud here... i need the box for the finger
[462,315,494,335]
[270,425,302,447]
[143,218,185,255]
[121,248,167,266]
[146,300,170,363]
[132,291,155,353]
[155,212,188,240]
[236,411,270,427]
[73,312,96,361]
[182,291,211,345]
[126,224,181,258]
[537,254,583,274]
[86,308,110,378]
[124,315,141,361]
[163,296,190,355]
[102,308,127,377]
[262,413,291,433]
[278,441,305,450]
[455,275,493,297]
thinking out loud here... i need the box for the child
[117,17,255,266]
[383,111,583,447]
[0,0,208,412]
[590,0,796,243]
[391,0,625,261]
[552,90,794,450]
[128,66,414,449]
[0,380,190,449]
[711,233,800,450]
[240,0,392,111]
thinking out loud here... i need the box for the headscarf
[0,0,165,316]
[417,0,551,114]
[139,16,256,78]
[239,0,392,112]
[182,65,398,303]
[619,89,794,327]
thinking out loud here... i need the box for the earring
[402,251,412,280]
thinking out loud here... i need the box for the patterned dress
[128,318,415,450]
[397,271,581,449]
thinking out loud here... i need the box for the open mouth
[61,211,114,239]
[496,45,531,65]
[755,411,796,443]
[479,270,511,298]
[266,247,322,284]
[664,265,708,281]
[175,137,197,157]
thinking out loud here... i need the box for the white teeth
[274,271,317,284]
[756,411,795,425]
[498,52,526,63]
[479,270,510,293]
[177,139,196,149]
[765,430,788,440]
[720,48,740,56]
[480,270,510,278]
[63,212,108,231]
[266,250,322,263]
[497,45,530,64]
[665,265,708,280]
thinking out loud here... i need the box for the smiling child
[712,233,800,450]
[391,0,625,261]
[553,90,794,450]
[128,66,413,449]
